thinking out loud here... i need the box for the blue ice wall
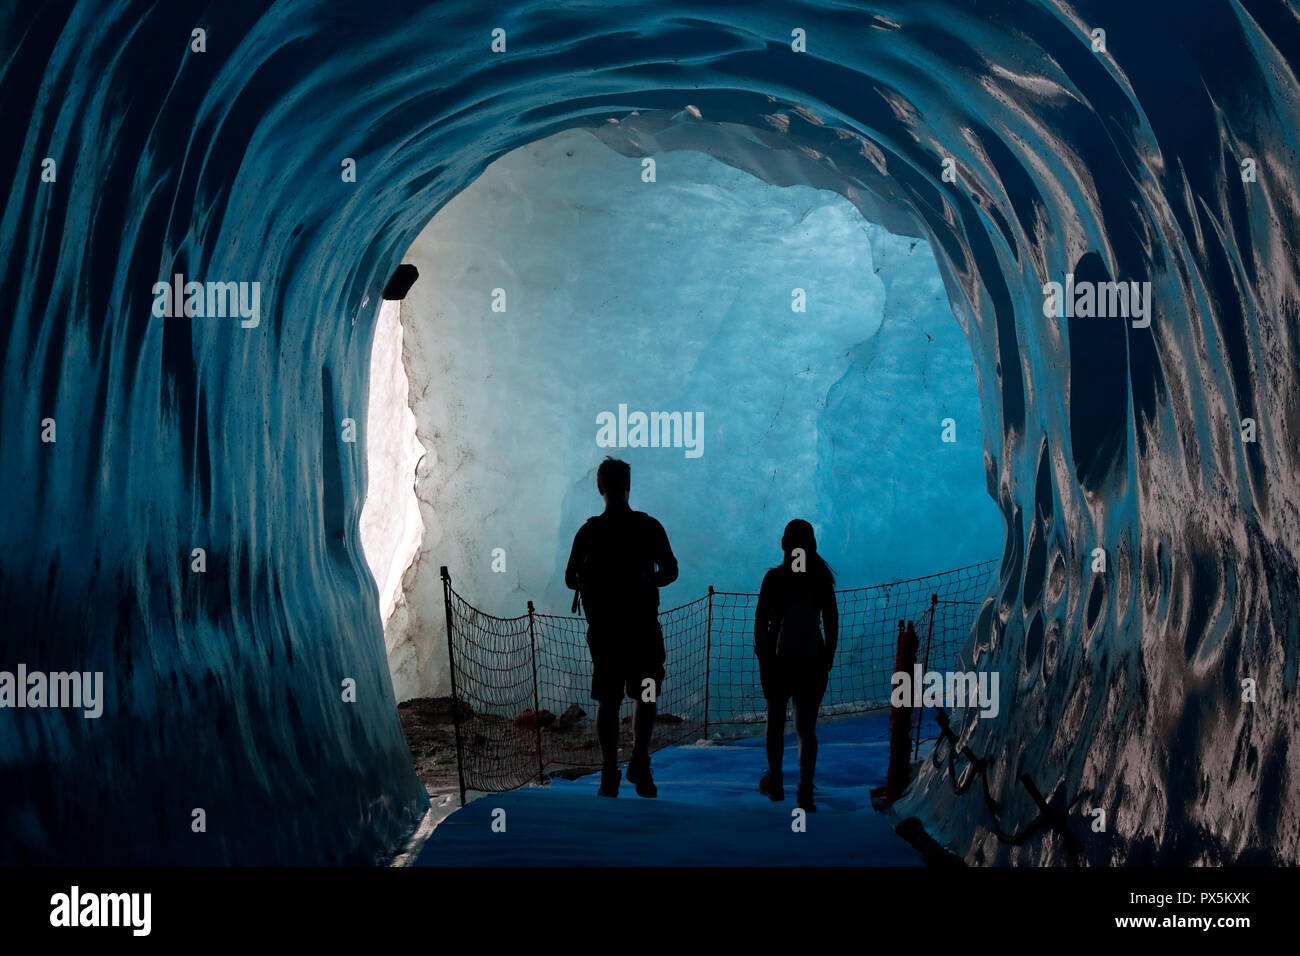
[397,126,1000,682]
[1,0,1298,864]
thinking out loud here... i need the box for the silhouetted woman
[754,519,838,811]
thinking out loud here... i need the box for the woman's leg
[791,695,819,789]
[792,668,827,789]
[758,656,786,777]
[765,693,791,778]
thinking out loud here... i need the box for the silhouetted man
[565,457,678,798]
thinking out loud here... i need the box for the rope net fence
[441,559,999,797]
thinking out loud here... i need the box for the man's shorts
[586,620,666,705]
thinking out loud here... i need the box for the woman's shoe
[796,783,817,812]
[759,770,785,801]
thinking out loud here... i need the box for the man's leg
[625,696,658,798]
[625,630,663,797]
[589,628,622,796]
[596,699,620,769]
[631,697,656,762]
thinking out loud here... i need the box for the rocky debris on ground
[398,695,701,795]
[396,696,468,799]
[552,703,586,731]
[514,708,556,730]
[397,696,473,722]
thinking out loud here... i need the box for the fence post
[914,593,939,761]
[526,600,544,784]
[886,620,919,803]
[441,566,468,807]
[704,586,714,739]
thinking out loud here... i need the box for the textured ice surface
[391,128,999,701]
[3,0,1298,865]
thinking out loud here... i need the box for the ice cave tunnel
[2,1,1298,866]
[361,125,1003,705]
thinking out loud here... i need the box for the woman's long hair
[773,519,835,591]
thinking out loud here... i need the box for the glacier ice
[359,300,425,640]
[2,0,1297,866]
[386,127,1001,702]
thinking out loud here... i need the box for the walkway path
[415,713,924,866]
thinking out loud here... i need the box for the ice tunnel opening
[359,297,427,663]
[360,123,1005,704]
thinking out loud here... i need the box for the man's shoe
[797,783,817,812]
[759,771,785,802]
[597,766,620,797]
[625,757,658,798]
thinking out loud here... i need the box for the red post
[886,620,919,803]
[914,594,939,761]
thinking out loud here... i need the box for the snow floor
[415,711,932,866]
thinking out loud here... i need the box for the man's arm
[564,523,588,591]
[649,518,678,587]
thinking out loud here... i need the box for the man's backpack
[572,514,634,618]
[571,516,600,614]
[774,594,825,661]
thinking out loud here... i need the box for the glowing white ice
[373,128,1001,701]
[360,298,427,696]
